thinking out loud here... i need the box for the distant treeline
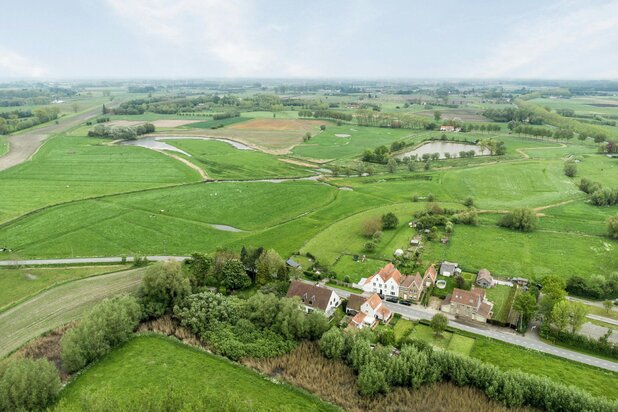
[0,87,76,107]
[0,107,60,135]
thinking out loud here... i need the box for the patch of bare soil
[109,119,200,128]
[230,118,327,132]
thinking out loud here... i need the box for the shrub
[499,208,537,232]
[381,212,399,230]
[139,259,191,317]
[452,209,478,225]
[608,215,618,239]
[364,241,377,252]
[61,295,141,372]
[564,161,577,177]
[360,217,382,237]
[357,366,389,396]
[319,327,346,359]
[0,358,61,412]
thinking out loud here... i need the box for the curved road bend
[0,106,108,172]
[320,282,618,372]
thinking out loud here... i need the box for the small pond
[397,141,490,160]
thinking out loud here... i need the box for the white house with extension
[348,293,393,329]
[286,280,341,317]
[357,263,402,299]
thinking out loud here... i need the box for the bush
[360,217,382,237]
[564,162,577,177]
[381,212,399,230]
[452,209,478,225]
[608,215,618,239]
[0,358,61,412]
[319,327,346,359]
[364,241,377,252]
[499,208,537,232]
[61,295,142,372]
[139,260,191,317]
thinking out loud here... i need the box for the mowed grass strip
[485,285,516,324]
[0,268,145,358]
[55,335,338,412]
[0,265,131,311]
[0,135,200,223]
[470,337,618,400]
[0,181,336,258]
[163,138,311,179]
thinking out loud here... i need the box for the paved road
[588,314,618,327]
[567,296,617,311]
[0,105,111,172]
[0,256,189,266]
[318,282,618,372]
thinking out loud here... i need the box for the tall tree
[513,292,538,332]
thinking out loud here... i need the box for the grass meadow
[0,264,130,311]
[0,134,200,223]
[55,335,337,412]
[163,138,312,179]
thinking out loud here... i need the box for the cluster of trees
[0,357,61,411]
[578,178,618,207]
[174,291,329,360]
[566,274,618,300]
[0,87,75,107]
[87,122,155,140]
[0,107,60,135]
[318,327,615,411]
[61,294,142,372]
[499,208,537,232]
[483,107,544,124]
[355,110,434,129]
[360,213,399,252]
[599,140,618,154]
[212,111,240,120]
[536,276,617,359]
[298,109,353,121]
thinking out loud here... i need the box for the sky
[0,0,617,80]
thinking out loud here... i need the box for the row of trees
[578,178,618,207]
[87,122,155,140]
[298,109,353,121]
[318,327,615,411]
[0,107,61,135]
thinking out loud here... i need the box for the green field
[0,268,144,357]
[163,138,312,179]
[55,335,337,411]
[0,264,130,311]
[470,337,618,400]
[0,134,200,223]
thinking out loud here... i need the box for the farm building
[286,281,341,317]
[476,269,494,288]
[286,258,301,269]
[439,261,460,277]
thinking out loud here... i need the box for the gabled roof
[374,263,403,284]
[450,287,484,308]
[423,265,437,283]
[365,293,383,310]
[286,258,301,268]
[440,261,458,273]
[286,280,335,311]
[347,294,366,312]
[350,312,367,326]
[477,269,493,283]
[400,273,423,288]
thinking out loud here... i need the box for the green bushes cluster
[499,208,537,232]
[87,122,155,139]
[174,291,329,360]
[0,358,61,412]
[61,295,142,372]
[578,178,618,206]
[318,328,617,411]
[541,326,617,359]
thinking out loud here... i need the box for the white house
[357,263,402,299]
[348,293,392,329]
[286,280,341,317]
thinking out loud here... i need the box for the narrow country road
[0,105,109,172]
[0,268,146,358]
[319,282,618,372]
[0,256,189,266]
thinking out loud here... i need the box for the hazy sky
[1,0,617,80]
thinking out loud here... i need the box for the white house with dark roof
[286,280,341,317]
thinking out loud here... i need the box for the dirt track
[0,106,103,172]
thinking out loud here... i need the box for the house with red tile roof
[347,293,392,329]
[441,287,493,322]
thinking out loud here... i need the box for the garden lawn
[485,285,516,324]
[393,318,414,343]
[163,138,311,179]
[55,335,337,412]
[470,336,618,400]
[0,265,130,311]
[0,135,200,223]
[446,334,476,356]
[409,324,452,350]
[331,256,387,284]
